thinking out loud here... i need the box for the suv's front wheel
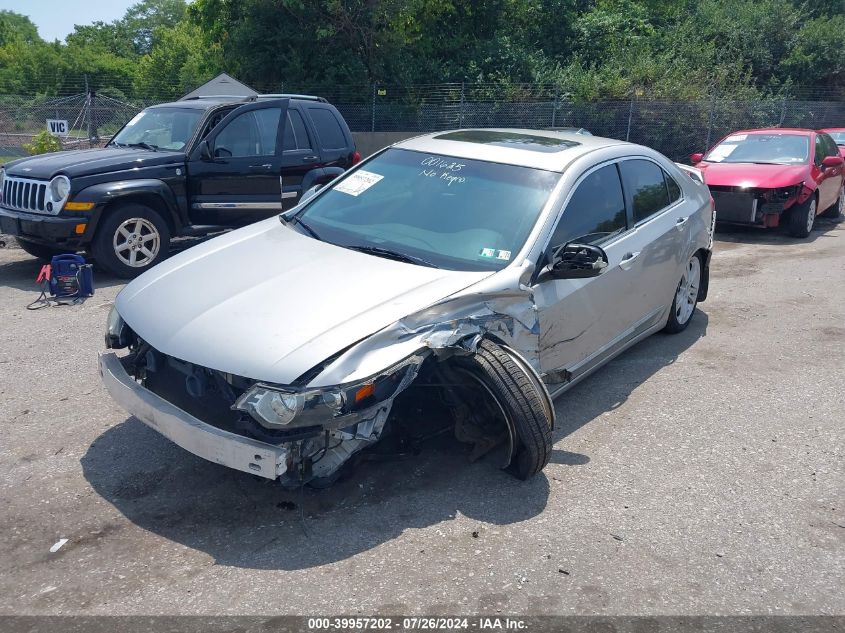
[91,203,170,278]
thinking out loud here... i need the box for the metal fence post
[458,82,465,129]
[625,94,635,141]
[704,92,717,151]
[779,91,789,127]
[551,85,558,128]
[371,84,376,132]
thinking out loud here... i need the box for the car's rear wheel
[15,238,71,262]
[821,186,843,219]
[786,195,816,238]
[92,203,170,278]
[664,252,701,334]
[456,339,552,480]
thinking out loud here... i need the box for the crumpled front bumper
[98,352,288,480]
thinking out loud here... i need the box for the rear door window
[620,159,671,223]
[308,107,347,150]
[283,109,312,151]
[549,163,627,247]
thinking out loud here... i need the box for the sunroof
[434,130,581,153]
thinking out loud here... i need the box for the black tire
[786,195,817,238]
[91,203,170,278]
[15,238,72,262]
[457,339,552,480]
[664,252,702,334]
[821,186,843,219]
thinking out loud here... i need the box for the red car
[691,128,844,238]
[819,128,845,159]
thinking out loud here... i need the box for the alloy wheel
[113,217,161,267]
[674,255,701,325]
[806,198,817,234]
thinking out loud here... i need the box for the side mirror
[548,242,608,279]
[300,184,322,205]
[821,155,844,168]
[690,152,704,164]
[197,139,212,161]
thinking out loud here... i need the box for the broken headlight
[770,183,803,201]
[105,305,130,349]
[233,353,425,430]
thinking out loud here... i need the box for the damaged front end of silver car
[102,268,554,487]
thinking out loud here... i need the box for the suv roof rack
[253,93,328,103]
[180,95,252,101]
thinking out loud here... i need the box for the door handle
[249,163,273,169]
[675,216,689,231]
[303,156,318,162]
[619,251,641,270]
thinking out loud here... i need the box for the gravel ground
[0,219,842,616]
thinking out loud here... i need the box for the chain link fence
[1,83,843,162]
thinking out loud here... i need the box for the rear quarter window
[308,107,348,150]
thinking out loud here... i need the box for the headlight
[105,305,130,349]
[771,183,802,200]
[48,175,70,203]
[234,354,425,429]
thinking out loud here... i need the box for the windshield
[704,133,809,165]
[828,131,845,145]
[296,148,560,271]
[110,107,202,151]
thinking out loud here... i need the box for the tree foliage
[0,0,841,101]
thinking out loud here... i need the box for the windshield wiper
[282,214,321,240]
[346,244,437,268]
[126,142,158,151]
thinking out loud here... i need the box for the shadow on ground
[81,310,708,571]
[714,214,841,246]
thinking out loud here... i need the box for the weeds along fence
[1,83,843,162]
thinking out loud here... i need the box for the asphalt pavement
[0,219,842,615]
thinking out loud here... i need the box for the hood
[116,218,492,385]
[697,161,807,189]
[4,147,183,180]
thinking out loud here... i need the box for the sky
[0,0,139,42]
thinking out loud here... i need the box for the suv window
[308,107,346,149]
[620,159,670,223]
[549,163,627,247]
[282,109,311,151]
[214,107,281,157]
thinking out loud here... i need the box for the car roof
[731,127,814,136]
[393,128,629,172]
[819,127,845,132]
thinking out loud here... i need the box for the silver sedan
[101,128,714,486]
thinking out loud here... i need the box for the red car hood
[697,162,807,189]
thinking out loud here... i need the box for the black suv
[0,94,359,277]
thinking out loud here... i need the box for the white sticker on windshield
[125,112,144,127]
[708,144,737,161]
[334,170,384,196]
[496,250,511,261]
[479,247,496,258]
[725,134,747,142]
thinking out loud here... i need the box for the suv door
[279,107,320,210]
[187,99,289,226]
[534,162,645,382]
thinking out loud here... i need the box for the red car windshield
[704,133,809,165]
